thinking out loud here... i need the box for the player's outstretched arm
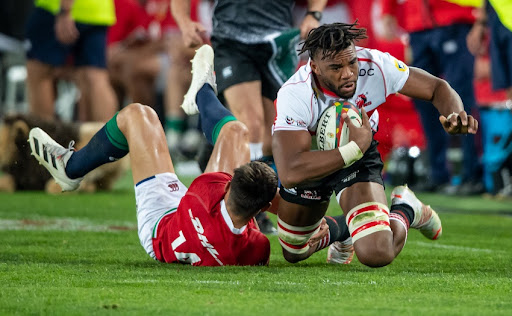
[399,67,478,135]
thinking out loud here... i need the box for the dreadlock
[299,21,367,60]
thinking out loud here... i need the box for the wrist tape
[338,141,363,168]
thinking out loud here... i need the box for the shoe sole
[28,128,79,191]
[181,45,215,115]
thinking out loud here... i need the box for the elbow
[431,79,451,102]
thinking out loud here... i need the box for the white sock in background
[249,142,263,161]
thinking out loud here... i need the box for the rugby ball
[316,101,362,151]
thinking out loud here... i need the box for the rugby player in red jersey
[29,45,278,266]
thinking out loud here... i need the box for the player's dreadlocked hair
[299,21,367,60]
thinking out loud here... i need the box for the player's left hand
[439,110,478,135]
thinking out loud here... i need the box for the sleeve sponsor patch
[394,58,408,72]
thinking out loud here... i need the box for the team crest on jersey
[285,116,295,125]
[168,181,180,192]
[356,94,372,108]
[394,59,407,72]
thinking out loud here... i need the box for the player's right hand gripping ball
[316,101,362,151]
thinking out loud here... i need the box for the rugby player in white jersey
[272,22,479,267]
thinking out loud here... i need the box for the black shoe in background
[255,212,277,235]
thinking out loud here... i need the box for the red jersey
[381,0,476,33]
[144,0,199,31]
[152,172,270,266]
[107,0,148,46]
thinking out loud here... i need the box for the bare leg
[262,96,276,156]
[204,121,250,174]
[165,34,194,121]
[224,81,264,146]
[127,53,160,106]
[77,67,118,122]
[26,60,56,120]
[116,103,174,184]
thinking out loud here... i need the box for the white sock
[249,142,263,161]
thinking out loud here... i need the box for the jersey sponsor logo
[285,116,295,125]
[359,68,374,76]
[394,59,407,72]
[316,108,333,146]
[300,189,322,200]
[296,119,307,127]
[188,209,223,265]
[356,94,372,108]
[168,182,180,192]
[341,170,359,183]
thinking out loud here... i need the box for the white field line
[0,217,136,232]
[410,241,498,253]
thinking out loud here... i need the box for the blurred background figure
[25,0,117,122]
[379,0,484,195]
[0,0,33,116]
[107,0,168,118]
[467,0,512,106]
[107,0,203,161]
[467,0,512,197]
[173,0,326,162]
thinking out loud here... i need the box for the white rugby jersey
[273,47,410,134]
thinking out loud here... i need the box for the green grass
[1,172,512,315]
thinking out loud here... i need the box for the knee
[282,250,304,264]
[118,103,159,128]
[354,240,395,268]
[223,121,249,140]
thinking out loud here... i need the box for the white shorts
[134,173,188,259]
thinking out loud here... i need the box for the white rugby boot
[28,127,82,191]
[181,44,217,115]
[391,185,442,240]
[327,237,354,264]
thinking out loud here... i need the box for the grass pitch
[1,172,511,315]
